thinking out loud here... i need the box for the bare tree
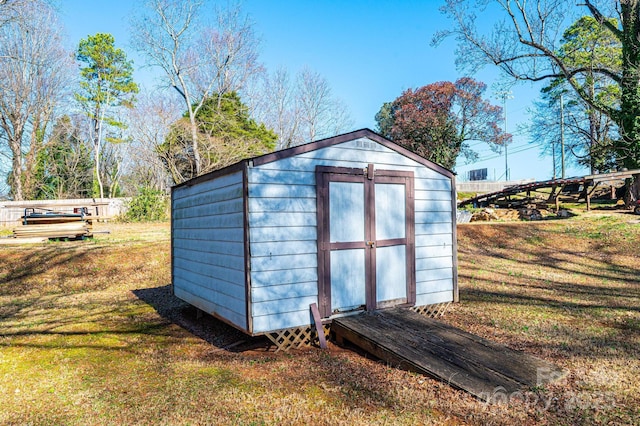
[199,5,263,107]
[0,0,33,29]
[123,89,181,192]
[254,66,354,149]
[131,0,261,175]
[251,67,300,148]
[0,1,71,200]
[436,0,640,199]
[297,67,333,143]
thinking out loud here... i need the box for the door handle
[366,241,376,248]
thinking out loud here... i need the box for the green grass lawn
[0,215,638,425]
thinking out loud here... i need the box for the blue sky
[58,0,587,181]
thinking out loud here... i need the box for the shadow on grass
[457,223,640,360]
[133,285,271,352]
[0,245,106,297]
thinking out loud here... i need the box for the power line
[470,144,540,163]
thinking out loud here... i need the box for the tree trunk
[618,2,640,207]
[23,119,44,200]
[188,110,202,176]
[587,81,598,175]
[620,1,640,172]
[9,138,23,201]
[631,174,640,203]
[93,116,104,199]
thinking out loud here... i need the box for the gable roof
[173,128,454,190]
[252,128,455,178]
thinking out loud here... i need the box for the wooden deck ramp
[332,308,565,399]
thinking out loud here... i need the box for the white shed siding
[246,162,318,333]
[247,137,455,333]
[414,173,456,306]
[172,170,247,330]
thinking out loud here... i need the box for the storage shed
[171,129,458,344]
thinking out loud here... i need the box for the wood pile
[470,207,560,222]
[13,221,92,239]
[470,208,501,222]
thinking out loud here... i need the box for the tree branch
[581,0,623,40]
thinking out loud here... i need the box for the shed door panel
[330,182,365,243]
[375,181,408,307]
[376,245,406,305]
[375,183,406,240]
[330,248,366,312]
[329,181,367,313]
[317,165,415,318]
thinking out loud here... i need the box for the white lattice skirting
[265,324,331,352]
[265,303,452,351]
[411,302,451,318]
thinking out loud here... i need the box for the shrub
[125,187,169,222]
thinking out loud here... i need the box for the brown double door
[316,165,415,318]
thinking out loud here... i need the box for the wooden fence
[0,198,129,227]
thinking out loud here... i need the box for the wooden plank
[251,295,318,317]
[174,286,247,331]
[249,211,316,228]
[172,170,242,201]
[250,267,318,288]
[415,278,453,294]
[172,266,245,300]
[333,316,521,397]
[247,168,315,185]
[415,222,453,235]
[248,197,317,213]
[416,267,454,282]
[172,198,243,219]
[248,183,316,199]
[173,256,245,286]
[173,231,244,249]
[414,210,454,223]
[332,309,565,399]
[173,184,243,208]
[249,226,317,244]
[251,281,317,303]
[173,247,245,271]
[13,221,91,239]
[22,216,85,224]
[252,310,312,334]
[416,256,454,271]
[415,290,454,306]
[415,234,453,247]
[172,229,245,245]
[414,178,452,191]
[250,252,317,272]
[413,197,452,211]
[0,237,47,244]
[173,211,244,229]
[250,240,318,257]
[310,303,328,349]
[172,273,246,314]
[416,245,453,259]
[378,309,558,385]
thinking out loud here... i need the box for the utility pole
[496,91,513,181]
[560,93,566,178]
[552,139,557,180]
